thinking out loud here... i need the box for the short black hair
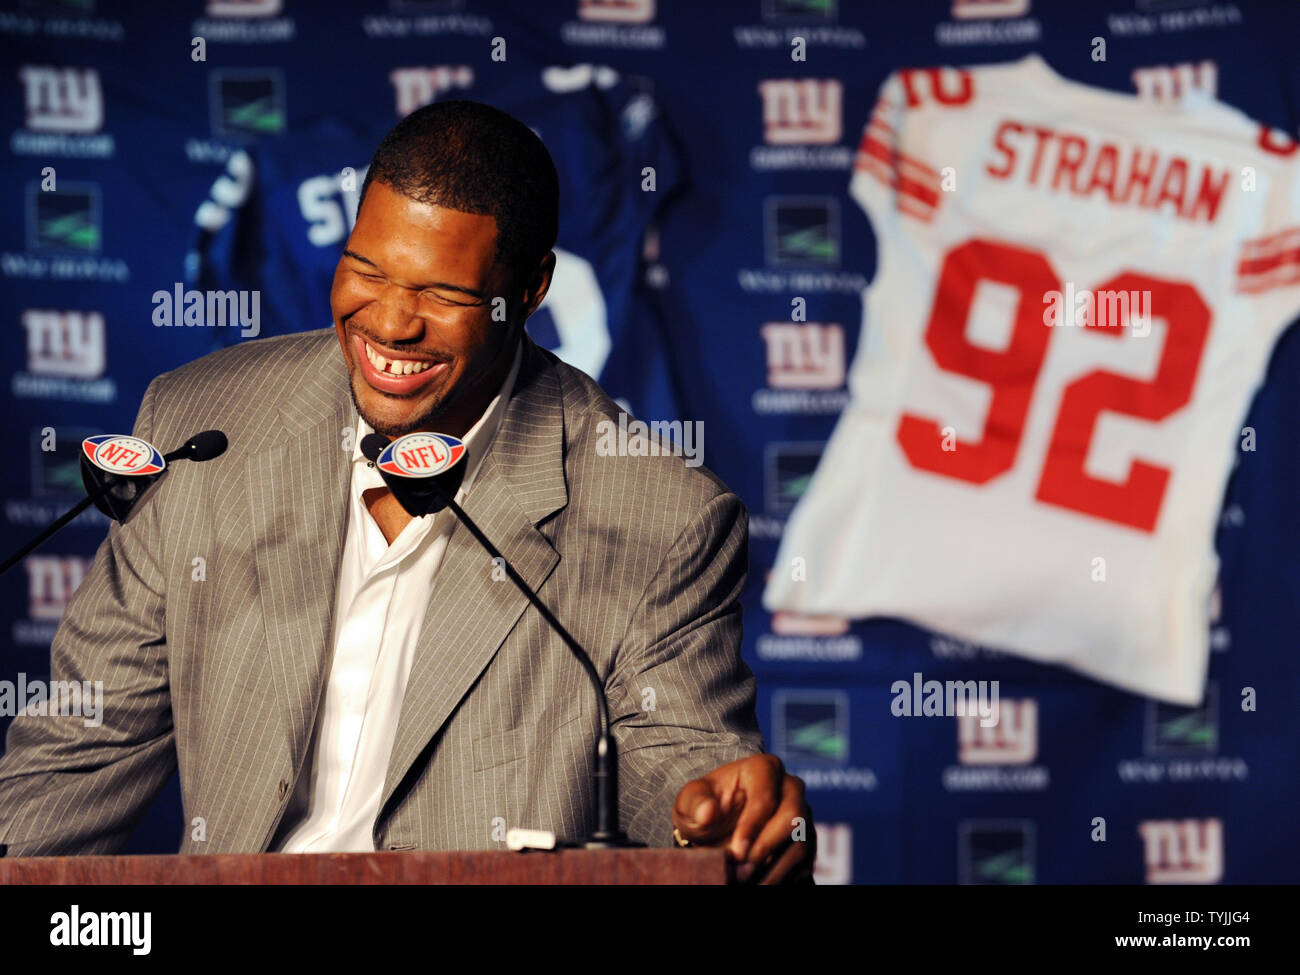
[360,100,559,287]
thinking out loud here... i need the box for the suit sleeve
[0,377,177,856]
[606,490,766,847]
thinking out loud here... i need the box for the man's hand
[672,754,815,884]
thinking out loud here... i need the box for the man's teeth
[364,341,436,376]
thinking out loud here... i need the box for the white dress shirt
[273,342,522,852]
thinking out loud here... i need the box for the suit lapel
[380,335,570,814]
[246,335,356,775]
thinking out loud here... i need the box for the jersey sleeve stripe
[1236,228,1300,292]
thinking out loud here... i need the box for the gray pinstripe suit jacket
[0,329,764,855]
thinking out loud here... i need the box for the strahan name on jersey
[764,54,1300,704]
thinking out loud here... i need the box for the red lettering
[896,239,1058,484]
[1257,125,1299,157]
[1125,149,1160,207]
[1151,158,1189,216]
[1051,134,1089,193]
[986,120,1022,179]
[1025,126,1055,187]
[900,68,974,109]
[898,239,1214,532]
[1188,167,1230,223]
[1037,272,1210,532]
[980,120,1227,224]
[1084,143,1120,201]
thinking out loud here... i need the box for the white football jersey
[763,54,1300,704]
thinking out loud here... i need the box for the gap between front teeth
[364,342,434,375]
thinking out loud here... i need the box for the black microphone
[361,431,640,849]
[360,433,464,516]
[0,430,229,577]
[165,430,229,464]
[80,430,231,523]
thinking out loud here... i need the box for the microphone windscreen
[186,430,229,462]
[360,433,390,462]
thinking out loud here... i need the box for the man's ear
[517,251,556,323]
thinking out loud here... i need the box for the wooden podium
[0,848,730,885]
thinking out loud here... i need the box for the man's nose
[370,284,426,342]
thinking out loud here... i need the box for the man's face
[331,180,519,439]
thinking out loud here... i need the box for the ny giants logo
[761,322,845,389]
[389,66,473,118]
[377,432,465,478]
[1139,818,1224,884]
[952,0,1030,18]
[958,699,1037,764]
[19,66,104,134]
[579,0,655,24]
[758,79,842,145]
[26,556,91,621]
[23,310,106,379]
[207,0,283,15]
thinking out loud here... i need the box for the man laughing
[0,100,814,884]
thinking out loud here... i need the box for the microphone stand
[0,432,228,577]
[363,434,641,848]
[441,493,637,848]
[0,488,109,576]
